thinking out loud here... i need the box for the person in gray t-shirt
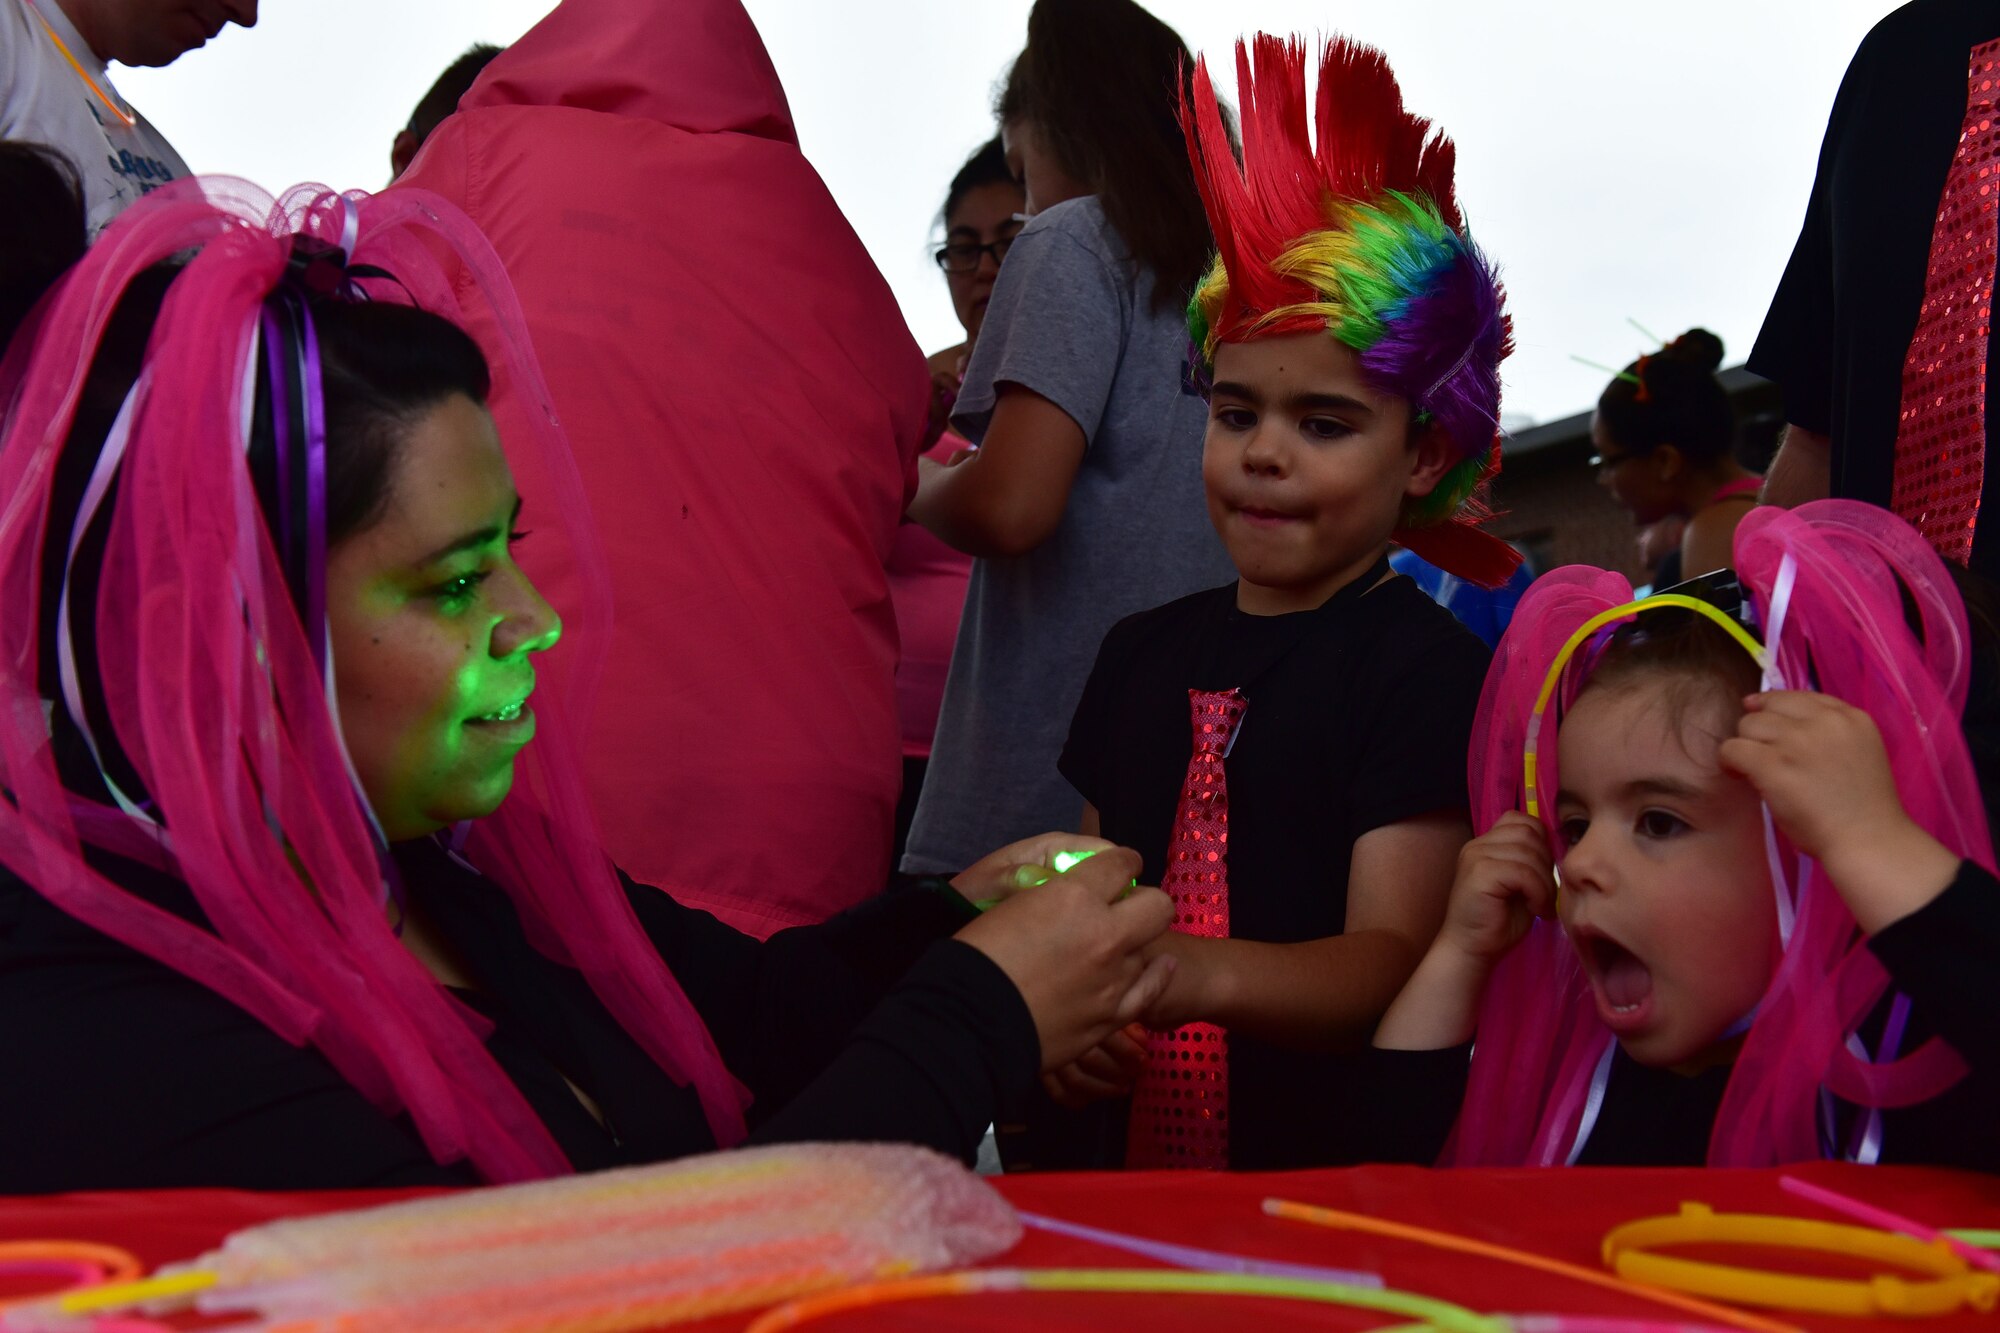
[903,2,1234,873]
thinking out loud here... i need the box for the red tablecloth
[3,1164,1998,1330]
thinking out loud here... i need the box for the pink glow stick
[1778,1175,2000,1275]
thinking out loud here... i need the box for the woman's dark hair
[998,0,1214,312]
[941,136,1015,229]
[41,273,492,800]
[0,142,89,355]
[311,298,491,544]
[1596,327,1736,467]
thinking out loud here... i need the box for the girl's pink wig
[0,179,748,1181]
[1448,500,1992,1166]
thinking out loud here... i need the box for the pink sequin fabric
[1125,688,1247,1170]
[1890,38,2000,566]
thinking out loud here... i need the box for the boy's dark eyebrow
[1206,381,1374,417]
[1287,391,1374,417]
[414,496,524,567]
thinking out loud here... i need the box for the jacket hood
[464,0,796,145]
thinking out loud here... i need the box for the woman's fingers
[1113,952,1177,1026]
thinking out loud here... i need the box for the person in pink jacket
[397,0,929,936]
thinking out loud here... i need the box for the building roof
[1501,364,1777,458]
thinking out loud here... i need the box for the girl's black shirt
[0,837,1036,1191]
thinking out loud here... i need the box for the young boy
[1023,34,1519,1171]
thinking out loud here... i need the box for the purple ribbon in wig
[258,299,328,666]
[260,284,407,924]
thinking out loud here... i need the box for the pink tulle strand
[1448,501,1991,1166]
[0,177,746,1182]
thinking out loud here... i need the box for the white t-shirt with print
[1,0,188,235]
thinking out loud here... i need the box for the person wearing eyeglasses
[901,0,1234,881]
[884,140,1022,865]
[927,137,1023,389]
[1590,329,1761,589]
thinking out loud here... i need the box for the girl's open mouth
[1576,929,1655,1032]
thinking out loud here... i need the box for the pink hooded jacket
[399,0,928,936]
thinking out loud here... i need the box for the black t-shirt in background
[1039,571,1490,1170]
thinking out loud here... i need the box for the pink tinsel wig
[1449,500,1992,1165]
[0,178,749,1181]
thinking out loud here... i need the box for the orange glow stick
[0,1240,144,1312]
[1262,1198,1800,1333]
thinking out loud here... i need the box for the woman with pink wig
[0,176,1174,1190]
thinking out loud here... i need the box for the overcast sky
[120,0,1900,426]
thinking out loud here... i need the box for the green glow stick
[1947,1229,2000,1248]
[974,847,1135,911]
[744,1266,1504,1332]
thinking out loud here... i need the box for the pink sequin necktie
[1125,687,1247,1170]
[1889,37,2000,566]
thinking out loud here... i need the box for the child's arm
[1718,691,1959,931]
[1372,811,1557,1050]
[1080,802,1100,838]
[909,389,1087,558]
[1137,810,1467,1051]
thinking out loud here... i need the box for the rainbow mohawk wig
[1184,36,1520,587]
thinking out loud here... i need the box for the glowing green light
[1051,848,1100,874]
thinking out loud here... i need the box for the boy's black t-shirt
[1050,570,1491,1169]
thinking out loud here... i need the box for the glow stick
[1018,1212,1381,1286]
[743,1266,1504,1333]
[1262,1198,1800,1333]
[1779,1175,2000,1275]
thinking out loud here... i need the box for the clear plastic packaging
[168,1142,1019,1331]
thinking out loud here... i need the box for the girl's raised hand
[1720,691,1900,864]
[1720,690,1959,932]
[1374,810,1553,1051]
[1436,810,1557,968]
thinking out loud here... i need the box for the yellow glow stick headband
[1522,593,1767,819]
[1603,1202,2000,1317]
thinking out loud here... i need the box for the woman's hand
[950,832,1115,906]
[953,845,1176,1071]
[1128,932,1217,1034]
[1042,1023,1148,1109]
[1719,690,1959,931]
[922,367,959,452]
